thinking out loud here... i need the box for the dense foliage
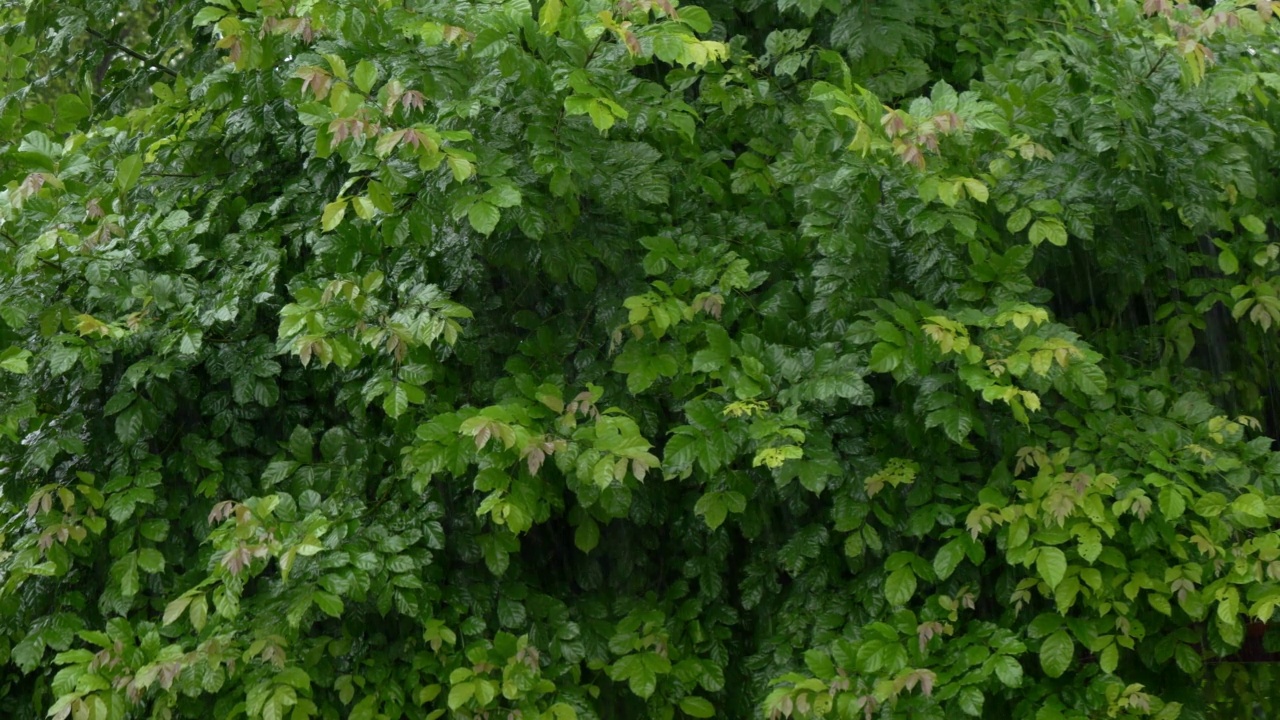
[7,0,1280,718]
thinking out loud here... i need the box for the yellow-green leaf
[962,177,989,203]
[322,199,348,231]
[539,0,563,34]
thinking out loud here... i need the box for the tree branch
[87,28,178,78]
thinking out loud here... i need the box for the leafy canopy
[5,1,1280,719]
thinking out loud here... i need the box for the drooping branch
[87,27,178,78]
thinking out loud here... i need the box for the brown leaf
[328,117,353,145]
[880,110,907,138]
[19,172,46,199]
[919,670,935,697]
[208,500,237,524]
[1142,0,1171,16]
[897,142,925,170]
[475,423,493,450]
[220,545,252,576]
[401,90,426,113]
[525,447,545,475]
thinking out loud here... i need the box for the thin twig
[1144,48,1170,80]
[87,28,178,78]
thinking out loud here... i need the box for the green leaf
[694,492,729,530]
[137,548,165,573]
[679,696,715,718]
[313,591,344,617]
[447,682,475,711]
[1159,486,1186,521]
[116,154,143,192]
[1218,248,1239,275]
[1099,644,1118,674]
[1039,630,1074,678]
[538,0,563,34]
[54,94,89,130]
[993,655,1022,687]
[1232,493,1267,518]
[324,53,349,80]
[574,516,600,552]
[486,184,523,209]
[1007,207,1032,232]
[353,60,378,94]
[1028,217,1067,247]
[678,6,713,32]
[163,596,193,625]
[587,100,617,132]
[0,347,31,374]
[958,687,984,717]
[1241,215,1266,234]
[1174,643,1201,674]
[933,540,965,580]
[1069,364,1108,396]
[868,343,901,373]
[192,6,228,27]
[962,178,988,203]
[468,201,500,235]
[610,652,670,699]
[1036,546,1067,589]
[119,555,140,598]
[383,384,410,418]
[884,568,917,606]
[322,199,348,231]
[654,35,685,64]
